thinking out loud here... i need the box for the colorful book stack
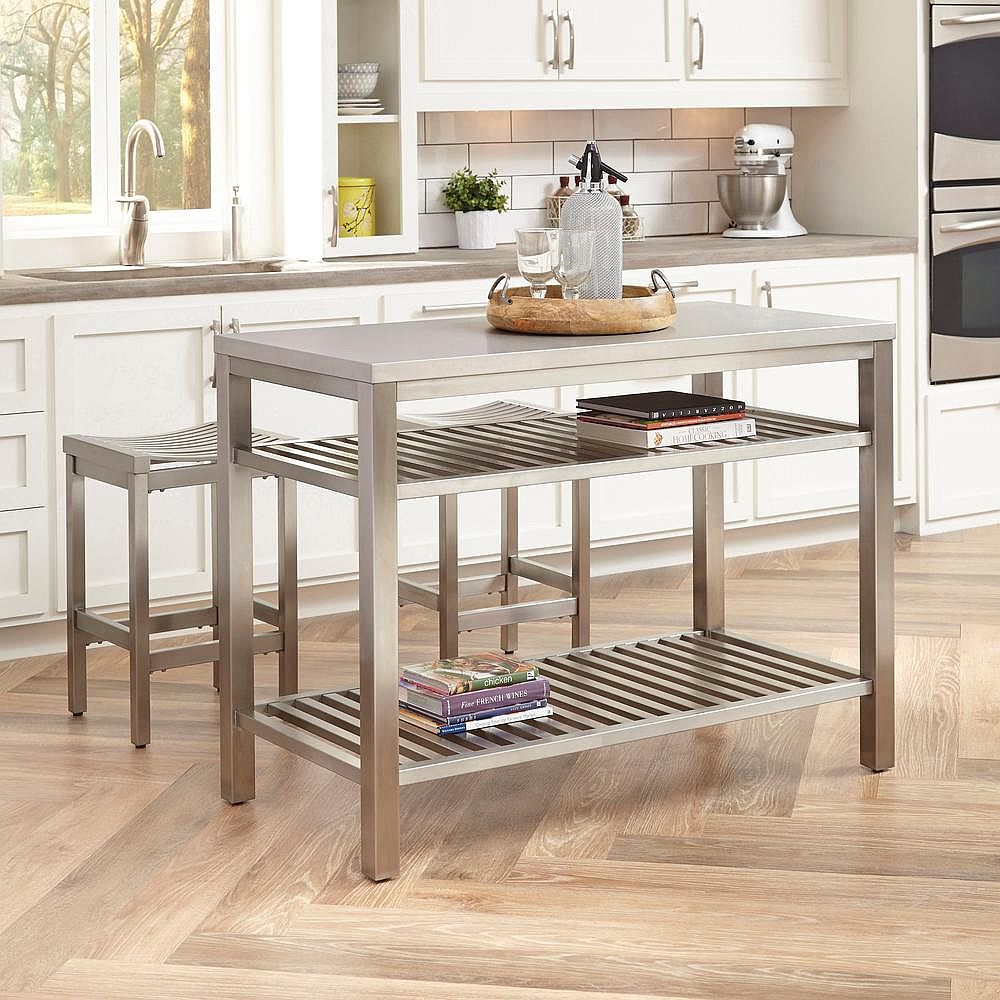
[575,389,756,449]
[398,652,551,736]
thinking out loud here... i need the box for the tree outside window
[1,0,212,219]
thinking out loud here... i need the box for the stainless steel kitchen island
[214,301,895,882]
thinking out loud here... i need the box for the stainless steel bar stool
[397,401,590,658]
[63,423,298,748]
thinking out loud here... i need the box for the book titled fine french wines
[399,677,550,717]
[577,415,757,449]
[400,652,539,695]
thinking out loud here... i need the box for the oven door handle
[940,217,1000,233]
[940,11,1000,25]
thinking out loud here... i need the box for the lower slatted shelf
[238,629,871,785]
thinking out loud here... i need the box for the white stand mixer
[720,124,808,239]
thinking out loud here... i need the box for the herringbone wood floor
[1,525,999,999]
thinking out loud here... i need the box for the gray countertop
[1,233,916,308]
[217,301,895,386]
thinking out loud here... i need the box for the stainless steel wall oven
[930,4,1000,382]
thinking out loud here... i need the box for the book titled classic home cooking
[400,652,539,695]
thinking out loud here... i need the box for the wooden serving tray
[487,273,677,336]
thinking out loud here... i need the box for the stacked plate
[338,98,385,116]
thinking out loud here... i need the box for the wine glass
[552,228,595,300]
[515,228,557,299]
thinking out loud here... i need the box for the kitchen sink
[20,259,287,282]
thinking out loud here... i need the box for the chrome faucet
[118,119,166,266]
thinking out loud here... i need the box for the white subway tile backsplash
[621,171,672,206]
[634,139,708,172]
[554,139,634,173]
[415,106,786,246]
[709,201,731,234]
[595,109,670,140]
[672,170,725,203]
[512,110,594,142]
[640,202,709,238]
[418,143,468,180]
[470,141,552,177]
[511,174,562,211]
[425,111,511,144]
[708,137,737,171]
[672,107,746,139]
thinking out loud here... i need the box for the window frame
[2,0,230,254]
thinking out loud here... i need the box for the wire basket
[546,196,644,240]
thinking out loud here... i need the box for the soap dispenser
[560,141,627,299]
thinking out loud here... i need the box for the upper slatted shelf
[237,410,868,499]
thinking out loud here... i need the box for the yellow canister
[339,177,376,238]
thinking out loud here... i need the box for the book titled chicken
[399,704,553,736]
[400,652,539,695]
[576,415,757,449]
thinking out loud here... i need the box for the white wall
[790,0,921,238]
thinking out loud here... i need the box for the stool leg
[128,474,152,748]
[210,481,220,692]
[66,456,88,717]
[438,494,459,659]
[500,488,518,655]
[572,480,591,649]
[277,478,299,696]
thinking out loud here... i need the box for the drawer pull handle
[420,302,486,313]
[761,281,774,308]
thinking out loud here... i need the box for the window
[1,0,216,224]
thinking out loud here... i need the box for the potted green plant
[442,168,508,250]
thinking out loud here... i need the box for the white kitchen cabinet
[587,265,752,543]
[383,279,567,565]
[0,507,48,620]
[556,1,685,82]
[924,381,1000,523]
[221,293,380,584]
[52,304,219,610]
[687,0,845,81]
[0,413,47,511]
[416,0,845,109]
[420,0,556,81]
[751,256,915,520]
[0,316,46,415]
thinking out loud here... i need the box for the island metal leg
[572,480,591,648]
[217,354,257,804]
[438,494,459,659]
[692,372,726,633]
[858,340,895,772]
[66,455,88,717]
[358,382,401,881]
[500,488,518,655]
[127,474,151,748]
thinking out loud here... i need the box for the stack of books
[575,389,756,449]
[398,652,551,736]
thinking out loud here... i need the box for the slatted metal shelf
[238,629,870,785]
[235,409,868,500]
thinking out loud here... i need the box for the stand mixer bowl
[717,171,787,230]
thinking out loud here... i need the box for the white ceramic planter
[454,210,499,250]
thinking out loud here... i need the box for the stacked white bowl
[338,62,380,99]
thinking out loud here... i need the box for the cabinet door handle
[328,185,339,247]
[691,14,705,70]
[544,11,560,69]
[940,217,1000,233]
[940,11,1000,25]
[671,279,700,290]
[209,319,222,388]
[561,10,576,70]
[420,302,486,313]
[761,281,773,308]
[229,317,241,335]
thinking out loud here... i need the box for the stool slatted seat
[64,422,298,748]
[397,401,590,658]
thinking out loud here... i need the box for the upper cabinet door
[421,0,558,81]
[688,0,845,80]
[558,1,684,81]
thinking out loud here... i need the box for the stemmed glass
[515,228,558,298]
[552,228,595,300]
